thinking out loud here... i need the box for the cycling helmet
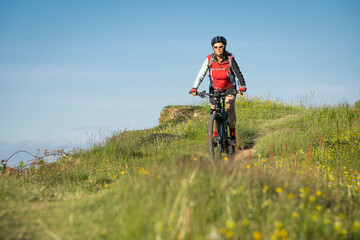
[211,36,227,46]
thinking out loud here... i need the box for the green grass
[1,95,360,239]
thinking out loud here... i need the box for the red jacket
[207,54,234,90]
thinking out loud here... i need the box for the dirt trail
[232,112,304,161]
[234,147,254,161]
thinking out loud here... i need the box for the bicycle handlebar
[196,89,239,99]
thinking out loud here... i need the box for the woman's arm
[230,57,246,87]
[192,58,209,89]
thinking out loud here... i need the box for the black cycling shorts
[209,85,236,96]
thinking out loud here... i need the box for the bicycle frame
[211,91,228,150]
[197,90,236,159]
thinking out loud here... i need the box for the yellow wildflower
[334,222,342,231]
[253,231,262,240]
[276,222,284,229]
[309,196,316,202]
[219,227,227,235]
[352,221,360,231]
[242,218,250,226]
[278,229,288,238]
[323,218,331,225]
[226,219,236,229]
[226,230,234,239]
[287,193,294,200]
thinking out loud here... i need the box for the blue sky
[1,0,359,165]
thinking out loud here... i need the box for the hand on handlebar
[189,88,197,96]
[238,86,247,95]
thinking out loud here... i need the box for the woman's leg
[226,94,236,128]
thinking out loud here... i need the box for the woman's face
[213,42,225,55]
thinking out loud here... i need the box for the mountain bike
[197,89,237,160]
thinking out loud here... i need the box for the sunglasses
[213,45,225,49]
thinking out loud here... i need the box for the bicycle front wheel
[208,113,223,160]
[226,122,235,160]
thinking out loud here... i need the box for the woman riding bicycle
[189,36,247,143]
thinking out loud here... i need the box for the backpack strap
[207,54,214,68]
[228,55,233,68]
[208,54,233,68]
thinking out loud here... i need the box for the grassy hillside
[1,95,360,239]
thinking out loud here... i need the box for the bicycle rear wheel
[208,113,223,159]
